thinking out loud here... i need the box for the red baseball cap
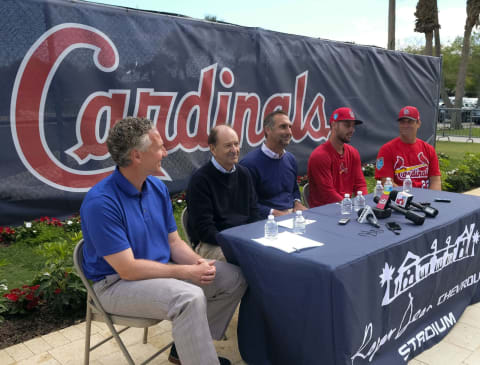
[398,106,420,121]
[329,107,363,125]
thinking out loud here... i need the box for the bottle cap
[357,191,362,195]
[345,194,350,198]
[268,214,274,220]
[296,210,302,215]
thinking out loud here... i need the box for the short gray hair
[107,117,155,167]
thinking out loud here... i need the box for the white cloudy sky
[83,0,468,48]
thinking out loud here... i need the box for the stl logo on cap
[398,106,420,121]
[329,107,363,125]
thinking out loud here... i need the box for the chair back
[181,207,192,246]
[74,239,161,327]
[302,182,310,208]
[73,239,111,319]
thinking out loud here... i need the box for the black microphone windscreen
[372,207,391,219]
[389,190,399,200]
[405,210,425,225]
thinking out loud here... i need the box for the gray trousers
[93,261,246,365]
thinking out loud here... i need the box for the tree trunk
[434,0,441,57]
[452,26,474,128]
[425,31,433,55]
[432,1,452,110]
[388,0,396,50]
[441,78,453,108]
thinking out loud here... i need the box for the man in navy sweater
[240,110,307,218]
[187,125,261,260]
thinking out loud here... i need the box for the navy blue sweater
[240,148,301,218]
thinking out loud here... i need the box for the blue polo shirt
[80,168,177,281]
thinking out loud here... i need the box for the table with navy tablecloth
[217,188,480,365]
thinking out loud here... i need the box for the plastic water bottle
[293,210,306,234]
[403,174,413,193]
[341,194,352,215]
[374,180,384,198]
[384,178,393,193]
[264,214,278,239]
[353,191,365,212]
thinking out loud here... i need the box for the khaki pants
[195,241,226,261]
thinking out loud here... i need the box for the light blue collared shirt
[211,156,236,174]
[261,143,284,159]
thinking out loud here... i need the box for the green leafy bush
[32,232,86,314]
[18,217,66,246]
[171,192,187,210]
[0,226,16,244]
[1,284,42,316]
[444,153,480,192]
[362,163,375,177]
[0,279,8,321]
[297,174,308,186]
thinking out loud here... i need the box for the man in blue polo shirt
[240,110,307,218]
[80,117,245,365]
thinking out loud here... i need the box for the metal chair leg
[84,299,92,365]
[143,328,148,344]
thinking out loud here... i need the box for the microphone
[357,206,380,228]
[390,190,439,218]
[372,207,392,219]
[375,192,391,210]
[374,196,425,225]
[390,190,413,208]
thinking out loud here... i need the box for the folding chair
[73,239,172,365]
[302,182,310,208]
[181,207,193,247]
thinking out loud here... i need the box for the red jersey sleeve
[375,143,394,180]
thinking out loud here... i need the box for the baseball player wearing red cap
[375,106,441,190]
[307,107,367,207]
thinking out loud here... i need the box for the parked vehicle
[472,109,480,124]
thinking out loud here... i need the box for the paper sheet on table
[252,231,324,253]
[277,218,316,229]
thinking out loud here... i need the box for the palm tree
[414,0,439,56]
[388,0,396,50]
[433,1,454,108]
[452,0,480,128]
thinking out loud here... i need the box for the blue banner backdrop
[0,0,442,225]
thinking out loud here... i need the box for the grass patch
[437,127,480,138]
[436,141,480,170]
[0,242,45,289]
